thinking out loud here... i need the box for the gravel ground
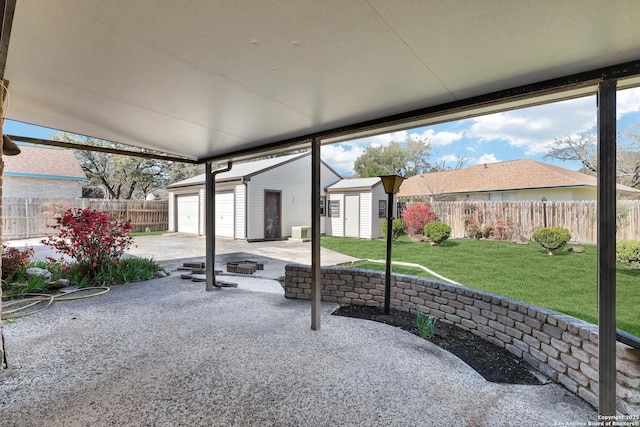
[1,276,596,426]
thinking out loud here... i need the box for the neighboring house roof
[326,177,381,192]
[3,144,86,181]
[398,159,640,198]
[168,152,341,188]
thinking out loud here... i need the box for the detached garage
[167,153,341,240]
[325,177,399,240]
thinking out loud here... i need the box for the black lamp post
[541,197,548,227]
[379,174,405,315]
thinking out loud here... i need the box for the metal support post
[597,79,617,415]
[384,192,393,315]
[311,138,321,330]
[205,161,232,291]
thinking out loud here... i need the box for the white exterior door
[216,192,235,238]
[177,194,199,234]
[344,195,360,238]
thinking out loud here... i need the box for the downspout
[243,178,249,240]
[205,161,232,291]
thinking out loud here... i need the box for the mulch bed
[332,305,542,385]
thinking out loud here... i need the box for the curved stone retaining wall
[284,264,640,415]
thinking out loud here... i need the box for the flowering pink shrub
[43,208,133,278]
[2,245,34,278]
[401,202,436,235]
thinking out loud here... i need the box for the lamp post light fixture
[379,174,405,315]
[541,197,548,228]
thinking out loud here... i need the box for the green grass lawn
[321,236,640,337]
[128,230,168,237]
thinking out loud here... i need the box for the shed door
[344,195,360,238]
[177,194,199,234]
[264,191,281,239]
[216,192,234,238]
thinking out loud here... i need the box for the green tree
[166,162,205,185]
[353,139,432,178]
[54,132,202,199]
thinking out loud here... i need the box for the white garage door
[177,194,199,234]
[216,192,235,238]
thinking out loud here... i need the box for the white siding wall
[359,192,371,239]
[168,192,175,232]
[370,184,388,239]
[326,184,389,239]
[235,184,246,239]
[327,193,344,237]
[246,157,341,240]
[199,188,205,236]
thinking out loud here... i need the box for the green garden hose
[1,287,110,319]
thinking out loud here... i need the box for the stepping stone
[180,273,193,280]
[217,281,238,288]
[182,262,205,269]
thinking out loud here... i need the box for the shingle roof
[326,177,381,191]
[3,144,86,180]
[398,159,640,197]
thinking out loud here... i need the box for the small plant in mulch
[532,226,571,255]
[416,311,437,339]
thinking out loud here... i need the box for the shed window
[320,196,326,216]
[329,200,340,217]
[378,200,386,218]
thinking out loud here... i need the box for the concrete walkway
[0,276,596,426]
[6,233,359,281]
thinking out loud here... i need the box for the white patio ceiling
[3,0,640,162]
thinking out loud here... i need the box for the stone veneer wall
[284,264,640,415]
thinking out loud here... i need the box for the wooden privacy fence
[2,198,168,240]
[422,200,640,245]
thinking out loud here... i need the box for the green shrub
[616,240,640,269]
[423,221,451,246]
[532,226,571,255]
[416,311,437,339]
[381,218,405,241]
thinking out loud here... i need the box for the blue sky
[4,87,640,176]
[321,86,640,176]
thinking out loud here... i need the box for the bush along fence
[423,200,640,245]
[284,264,640,415]
[2,197,168,239]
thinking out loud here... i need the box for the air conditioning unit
[292,226,312,240]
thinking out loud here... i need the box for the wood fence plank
[2,198,169,238]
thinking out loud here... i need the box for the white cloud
[466,96,596,155]
[408,129,464,146]
[347,130,409,148]
[618,86,640,118]
[321,143,364,175]
[475,153,500,164]
[437,154,458,163]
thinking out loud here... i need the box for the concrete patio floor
[0,275,596,426]
[6,233,359,280]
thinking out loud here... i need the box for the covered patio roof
[0,1,639,418]
[1,1,639,161]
